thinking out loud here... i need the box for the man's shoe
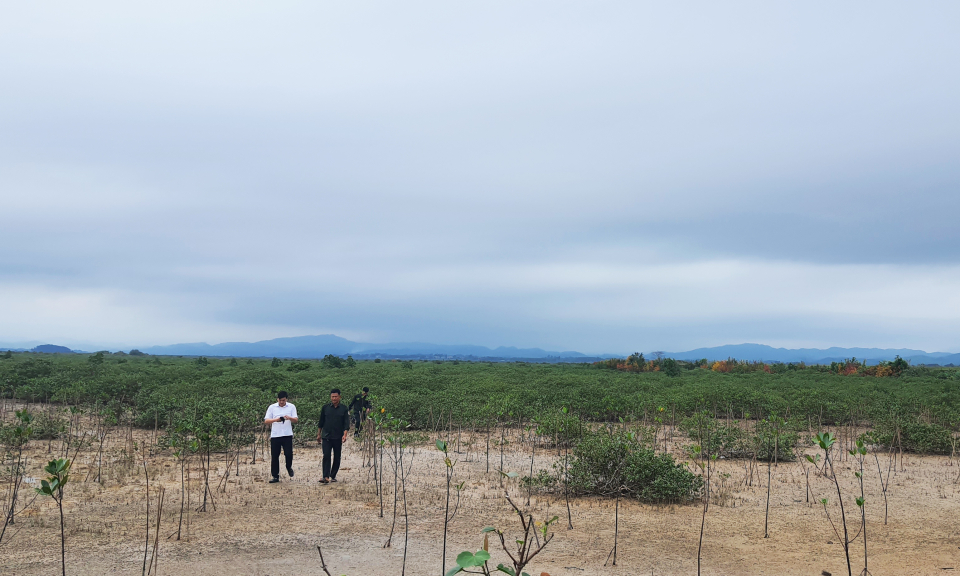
[287,467,294,478]
[269,477,280,483]
[330,477,338,483]
[318,478,329,484]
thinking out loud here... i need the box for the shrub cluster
[565,429,702,503]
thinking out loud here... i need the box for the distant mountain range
[138,334,589,361]
[3,337,958,366]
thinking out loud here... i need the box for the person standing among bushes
[317,388,350,484]
[348,387,372,438]
[264,391,298,484]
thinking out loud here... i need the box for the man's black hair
[331,388,341,395]
[362,387,369,393]
[277,391,288,399]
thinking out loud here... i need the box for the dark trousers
[352,412,363,435]
[322,437,343,479]
[270,435,293,479]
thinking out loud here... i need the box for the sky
[2,2,960,354]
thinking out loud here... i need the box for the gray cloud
[2,2,960,352]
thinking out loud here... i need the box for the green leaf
[445,566,463,576]
[436,439,447,452]
[497,564,516,576]
[456,551,475,567]
[481,526,497,533]
[474,550,491,563]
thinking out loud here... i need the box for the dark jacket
[318,402,351,439]
[349,393,372,414]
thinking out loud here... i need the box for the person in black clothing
[317,388,350,483]
[348,387,372,438]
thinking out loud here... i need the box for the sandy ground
[2,421,960,576]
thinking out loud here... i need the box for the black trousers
[352,412,363,435]
[322,437,343,479]
[270,435,293,479]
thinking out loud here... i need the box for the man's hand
[342,431,349,443]
[316,432,322,443]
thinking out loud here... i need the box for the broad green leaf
[481,526,497,533]
[456,551,475,567]
[474,550,491,563]
[445,566,463,576]
[497,564,516,576]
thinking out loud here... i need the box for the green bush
[286,361,312,372]
[28,409,66,440]
[566,429,702,503]
[521,469,556,490]
[534,410,584,447]
[661,358,682,377]
[873,419,954,454]
[321,355,344,369]
[680,414,798,461]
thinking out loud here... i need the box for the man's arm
[286,405,299,424]
[264,406,277,424]
[342,408,350,442]
[317,406,325,441]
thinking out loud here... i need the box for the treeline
[595,353,911,377]
[1,352,959,451]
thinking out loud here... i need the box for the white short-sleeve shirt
[265,402,297,438]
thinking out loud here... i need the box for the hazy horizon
[3,335,958,360]
[4,3,960,353]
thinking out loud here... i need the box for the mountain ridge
[5,337,958,365]
[139,334,586,360]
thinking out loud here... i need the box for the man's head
[277,391,288,407]
[330,388,341,405]
[362,387,369,396]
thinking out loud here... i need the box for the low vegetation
[1,350,959,574]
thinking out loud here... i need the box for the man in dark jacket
[317,388,350,483]
[348,387,372,438]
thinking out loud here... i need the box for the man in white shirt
[264,391,298,483]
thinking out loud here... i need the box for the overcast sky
[2,2,960,354]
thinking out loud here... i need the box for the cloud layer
[3,2,959,353]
